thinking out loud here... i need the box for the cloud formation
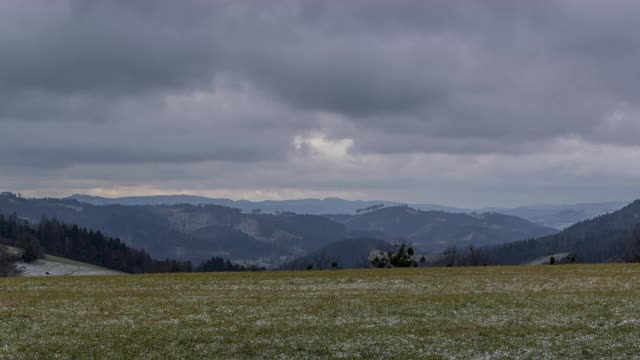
[2,0,640,206]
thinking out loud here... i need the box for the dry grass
[1,264,640,359]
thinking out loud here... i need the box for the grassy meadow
[1,264,640,359]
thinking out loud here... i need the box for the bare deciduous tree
[442,246,458,267]
[468,245,481,266]
[454,245,488,267]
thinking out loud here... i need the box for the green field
[1,264,640,359]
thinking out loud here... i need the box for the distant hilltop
[66,193,627,230]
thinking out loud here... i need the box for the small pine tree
[331,261,338,269]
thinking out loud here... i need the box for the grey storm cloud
[1,2,638,131]
[2,0,640,205]
[0,1,218,95]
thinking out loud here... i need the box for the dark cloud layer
[2,0,640,205]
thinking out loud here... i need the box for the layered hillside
[0,194,347,265]
[328,206,558,254]
[0,194,563,267]
[484,200,639,264]
[68,194,627,229]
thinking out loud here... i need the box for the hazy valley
[1,193,563,268]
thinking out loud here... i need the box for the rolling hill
[483,200,639,264]
[0,194,347,265]
[67,194,460,215]
[0,193,568,267]
[327,206,558,254]
[490,202,628,229]
[67,194,628,229]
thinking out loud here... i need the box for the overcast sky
[2,0,640,207]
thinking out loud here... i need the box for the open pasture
[1,264,640,359]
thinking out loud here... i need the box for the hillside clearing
[15,256,122,277]
[1,264,640,359]
[1,244,121,277]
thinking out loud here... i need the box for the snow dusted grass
[15,258,122,277]
[1,264,640,359]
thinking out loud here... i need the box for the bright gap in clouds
[293,133,354,162]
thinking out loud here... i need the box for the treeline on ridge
[480,201,640,264]
[0,212,259,275]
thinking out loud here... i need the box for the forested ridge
[0,212,255,274]
[0,212,192,273]
[482,200,640,264]
[0,193,560,265]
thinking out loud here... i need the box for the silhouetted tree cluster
[546,254,577,265]
[195,257,264,272]
[0,212,31,245]
[0,212,42,263]
[433,245,492,267]
[484,230,627,265]
[371,243,417,268]
[19,232,42,263]
[282,252,341,270]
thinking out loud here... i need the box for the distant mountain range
[68,194,627,229]
[1,193,557,267]
[3,192,637,269]
[487,202,629,230]
[67,194,461,215]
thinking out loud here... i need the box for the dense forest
[0,212,192,273]
[196,257,265,272]
[0,212,253,274]
[481,201,640,264]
